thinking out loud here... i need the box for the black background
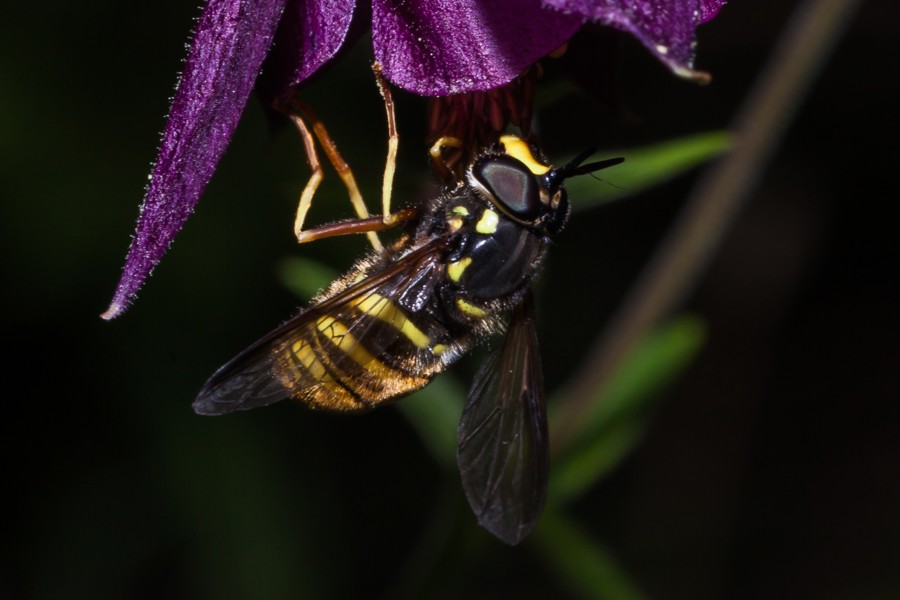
[2,1,898,598]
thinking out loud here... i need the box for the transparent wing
[456,291,549,545]
[194,240,459,415]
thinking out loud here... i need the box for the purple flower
[102,0,726,319]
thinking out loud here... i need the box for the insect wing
[194,241,451,415]
[456,292,549,545]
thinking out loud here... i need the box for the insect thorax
[438,192,547,317]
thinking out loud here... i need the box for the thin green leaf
[572,315,705,431]
[549,419,647,507]
[395,375,466,469]
[568,131,732,210]
[550,315,707,505]
[277,255,338,300]
[533,510,647,600]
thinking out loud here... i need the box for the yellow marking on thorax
[432,343,448,356]
[447,256,472,282]
[352,293,431,349]
[456,298,487,318]
[500,135,551,175]
[475,209,499,234]
[448,205,469,233]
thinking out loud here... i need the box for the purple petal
[261,0,358,104]
[373,0,581,96]
[103,0,287,320]
[699,0,727,23]
[544,0,726,81]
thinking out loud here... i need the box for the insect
[194,66,623,545]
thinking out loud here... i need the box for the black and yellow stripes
[271,288,450,411]
[193,135,608,424]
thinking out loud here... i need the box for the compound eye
[472,155,542,220]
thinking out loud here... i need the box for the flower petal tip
[671,64,712,84]
[100,301,125,321]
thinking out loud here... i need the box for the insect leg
[288,101,383,252]
[428,135,463,183]
[372,63,400,228]
[281,208,418,245]
[285,112,327,244]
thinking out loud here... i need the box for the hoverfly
[194,66,622,545]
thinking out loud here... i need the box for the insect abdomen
[274,289,459,411]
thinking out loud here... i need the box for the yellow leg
[372,64,400,226]
[428,135,463,183]
[287,113,325,244]
[289,102,383,252]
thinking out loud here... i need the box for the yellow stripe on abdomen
[352,293,432,349]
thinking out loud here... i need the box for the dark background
[2,1,898,598]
